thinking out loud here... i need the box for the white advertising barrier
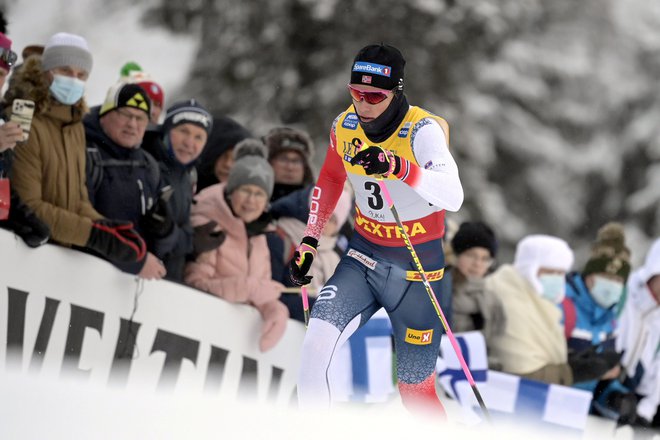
[0,229,305,404]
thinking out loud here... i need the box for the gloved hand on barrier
[255,299,289,352]
[86,219,146,264]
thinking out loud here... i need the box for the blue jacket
[563,272,622,389]
[564,272,617,352]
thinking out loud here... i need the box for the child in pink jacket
[185,140,288,351]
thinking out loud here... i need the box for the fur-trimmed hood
[2,55,88,119]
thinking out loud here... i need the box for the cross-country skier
[290,43,463,416]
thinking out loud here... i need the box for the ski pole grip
[301,286,309,309]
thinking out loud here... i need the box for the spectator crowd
[0,17,657,431]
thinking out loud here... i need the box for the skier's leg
[388,276,446,419]
[297,257,379,409]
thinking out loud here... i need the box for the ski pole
[376,179,491,422]
[301,285,310,328]
[282,286,317,294]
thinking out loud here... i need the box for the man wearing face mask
[486,234,574,385]
[6,33,146,266]
[561,223,631,409]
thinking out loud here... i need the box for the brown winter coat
[4,56,101,246]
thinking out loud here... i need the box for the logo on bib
[342,113,359,130]
[405,328,433,345]
[398,122,411,138]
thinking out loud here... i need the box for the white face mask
[49,74,86,105]
[591,276,623,309]
[538,273,566,304]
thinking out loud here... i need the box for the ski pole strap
[405,268,444,282]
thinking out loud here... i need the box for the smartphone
[10,99,35,142]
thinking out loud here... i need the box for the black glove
[350,146,400,177]
[289,236,318,286]
[7,188,50,248]
[140,191,174,238]
[613,391,640,427]
[86,219,147,264]
[193,221,225,254]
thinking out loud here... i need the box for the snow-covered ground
[0,370,654,440]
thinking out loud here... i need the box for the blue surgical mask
[49,74,86,105]
[538,273,566,304]
[590,276,623,309]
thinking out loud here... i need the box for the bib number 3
[364,181,384,210]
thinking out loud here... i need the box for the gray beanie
[41,32,93,74]
[225,139,274,198]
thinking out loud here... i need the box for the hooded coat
[4,55,102,246]
[616,239,660,421]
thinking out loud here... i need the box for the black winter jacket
[84,106,168,274]
[141,129,196,282]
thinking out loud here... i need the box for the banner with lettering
[0,229,305,404]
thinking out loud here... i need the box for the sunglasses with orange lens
[347,84,394,105]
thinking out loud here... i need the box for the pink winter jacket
[184,183,288,352]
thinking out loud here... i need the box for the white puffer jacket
[616,238,660,421]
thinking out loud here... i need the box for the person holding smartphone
[0,17,50,247]
[6,32,146,266]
